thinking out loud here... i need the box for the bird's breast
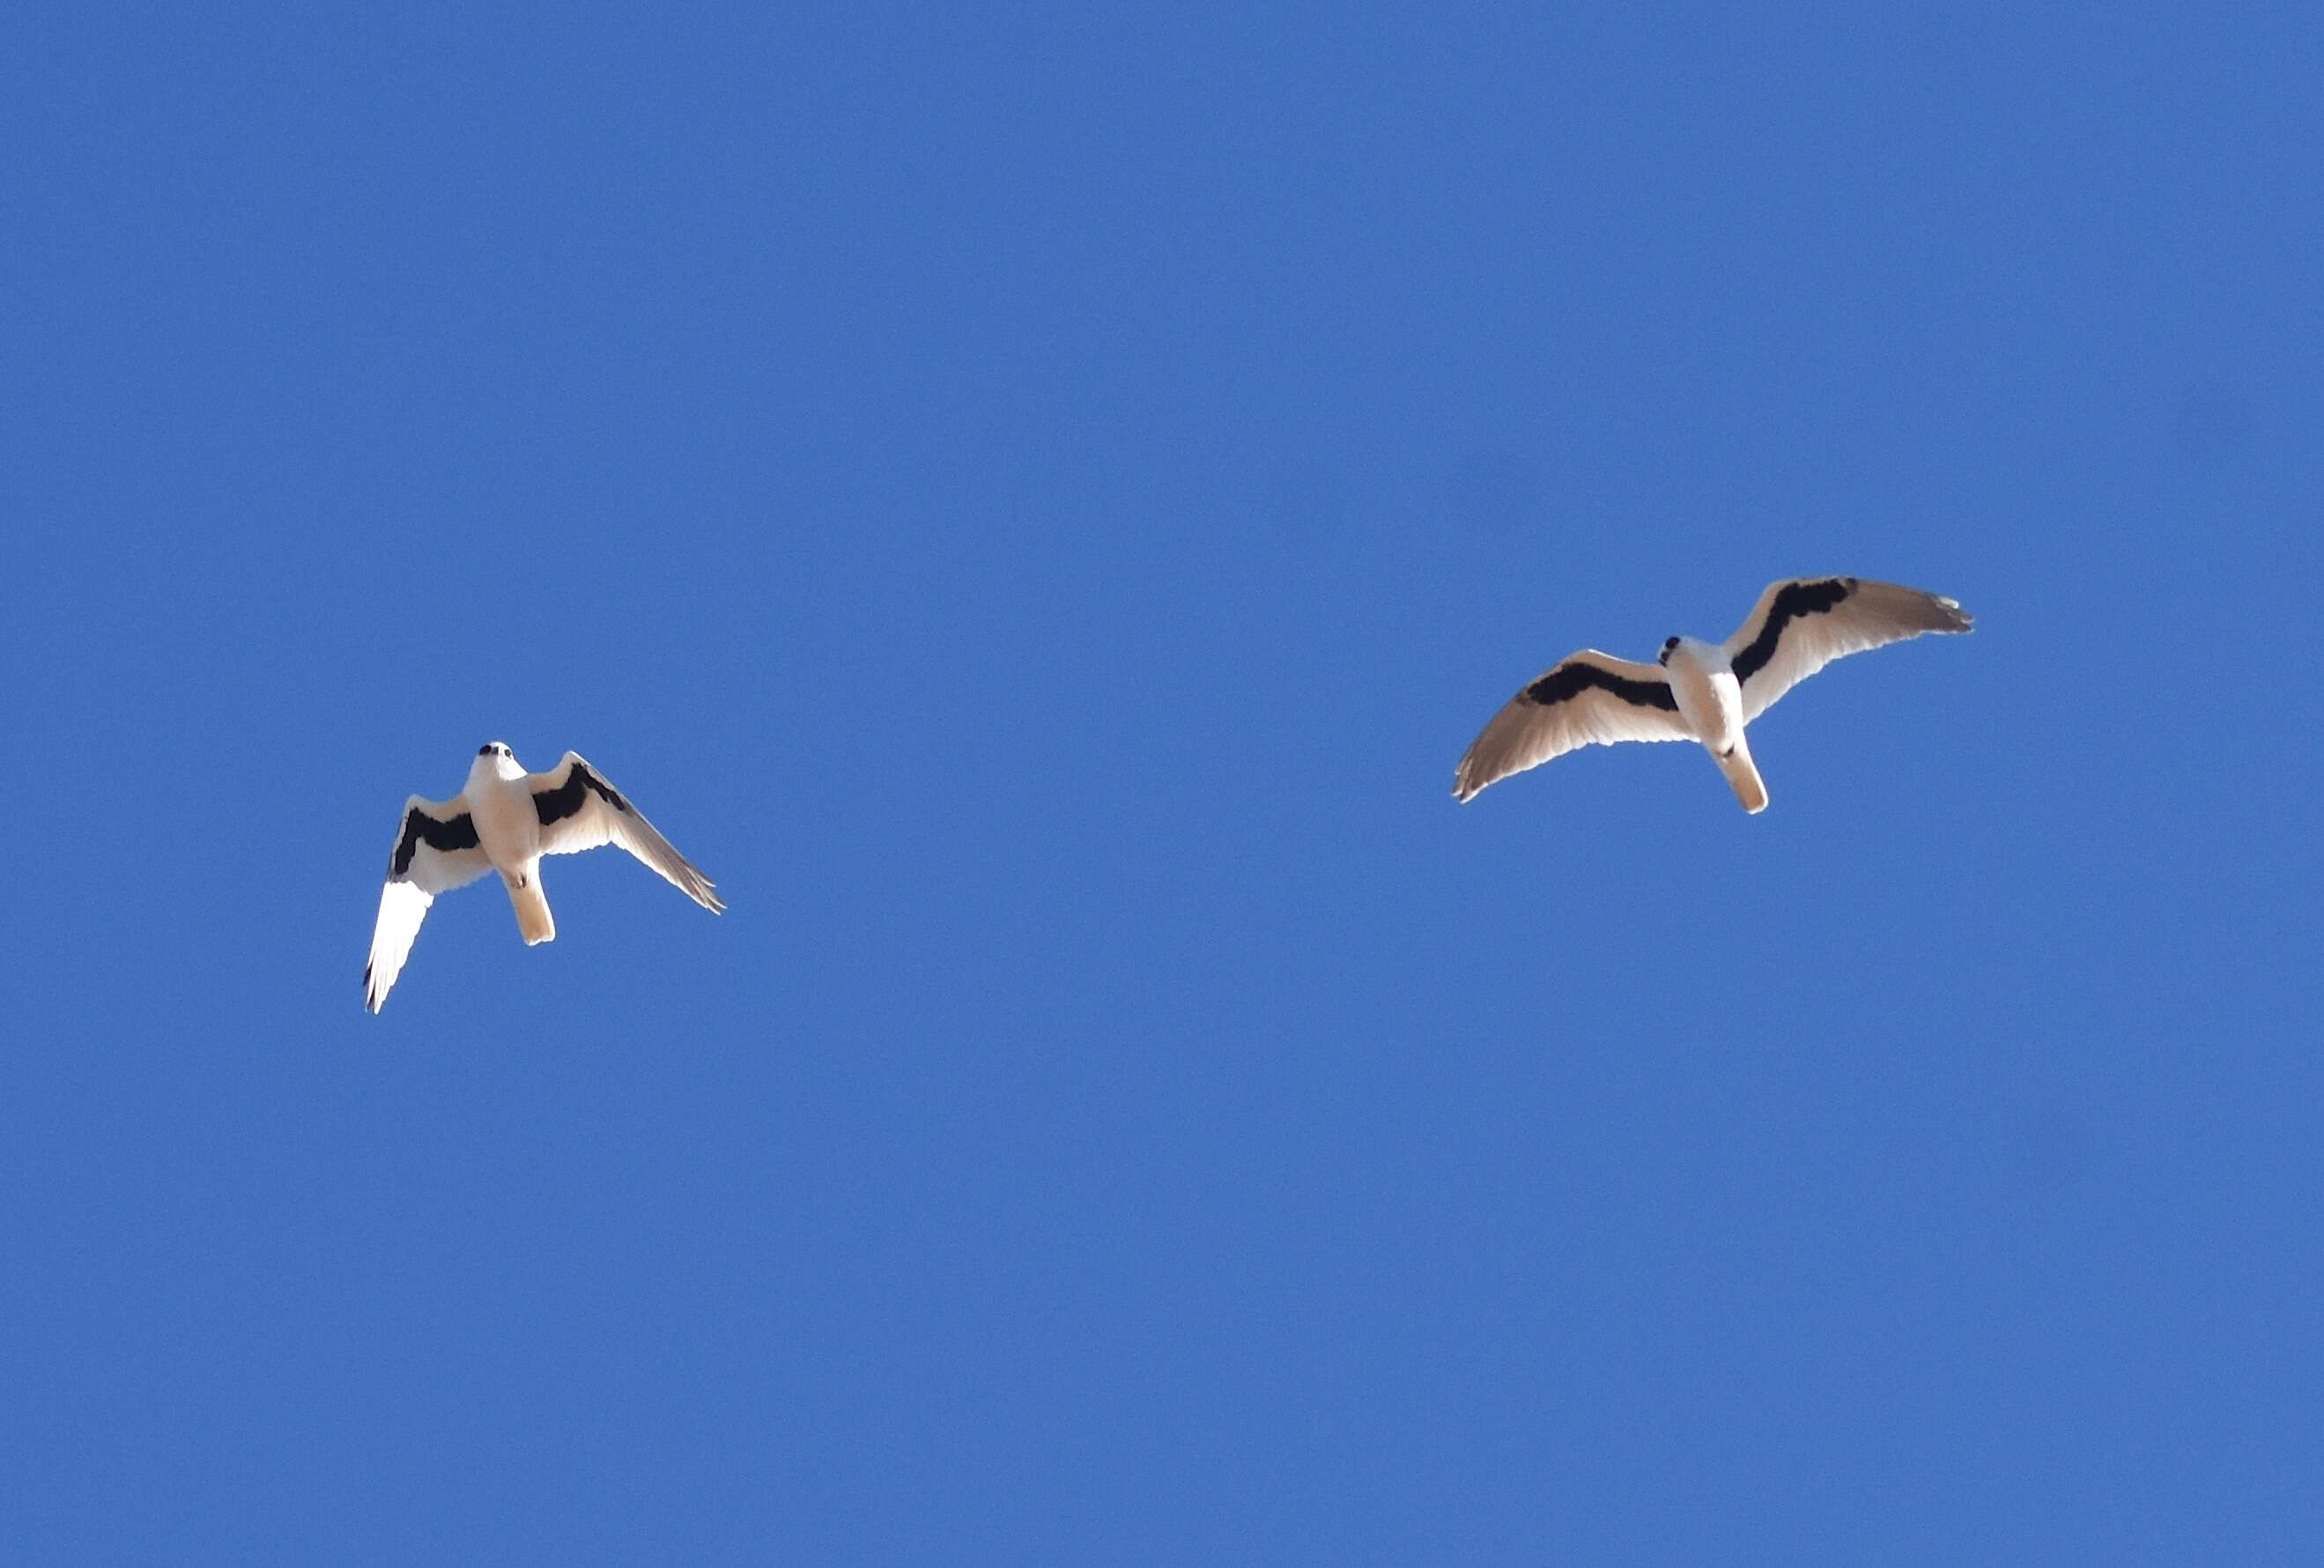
[466,779,542,868]
[1667,654,1746,752]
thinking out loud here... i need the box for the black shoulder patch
[533,761,630,827]
[1524,660,1678,712]
[389,808,479,878]
[1731,578,1854,685]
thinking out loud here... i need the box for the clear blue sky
[6,4,2320,1562]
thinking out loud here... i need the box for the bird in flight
[1454,576,1972,812]
[365,744,725,1011]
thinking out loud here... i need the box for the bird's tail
[1717,743,1769,815]
[504,867,556,945]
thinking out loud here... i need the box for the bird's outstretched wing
[1723,577,1973,724]
[527,752,725,913]
[366,794,492,1012]
[1454,650,1692,802]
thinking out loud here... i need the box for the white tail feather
[505,868,556,944]
[1717,744,1769,814]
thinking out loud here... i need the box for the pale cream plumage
[365,743,723,1012]
[1454,576,1972,811]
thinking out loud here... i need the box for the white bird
[1454,576,1972,812]
[365,743,725,1012]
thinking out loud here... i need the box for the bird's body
[1662,635,1747,753]
[464,747,543,872]
[365,743,724,1011]
[1454,576,1972,812]
[460,746,557,943]
[1660,635,1766,812]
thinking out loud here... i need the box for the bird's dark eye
[479,744,492,756]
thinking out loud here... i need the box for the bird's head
[1658,636,1680,667]
[472,741,522,777]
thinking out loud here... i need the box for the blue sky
[6,3,2320,1561]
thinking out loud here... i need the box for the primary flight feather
[1454,576,1972,812]
[364,743,725,1012]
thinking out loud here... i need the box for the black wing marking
[1729,577,1856,686]
[389,808,478,878]
[533,760,631,828]
[1523,660,1679,712]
